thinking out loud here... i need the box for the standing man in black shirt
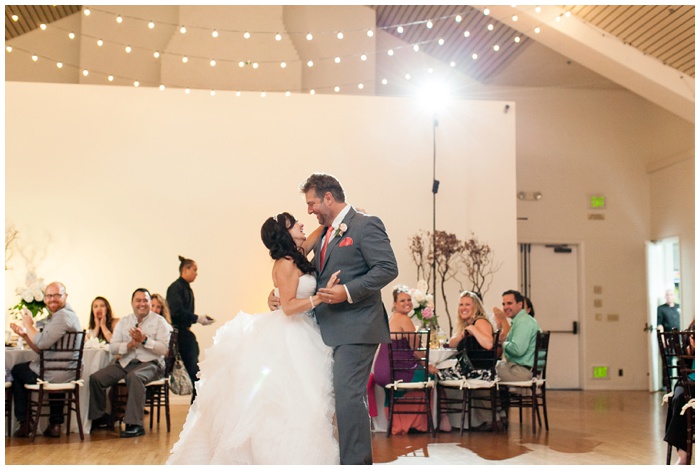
[166,256,214,403]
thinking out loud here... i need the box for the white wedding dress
[167,274,339,465]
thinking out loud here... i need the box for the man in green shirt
[494,290,541,382]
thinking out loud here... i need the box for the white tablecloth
[6,346,112,434]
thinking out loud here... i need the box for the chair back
[387,330,431,384]
[657,328,684,393]
[163,328,179,379]
[466,329,501,374]
[532,331,551,380]
[38,330,85,383]
[664,330,695,397]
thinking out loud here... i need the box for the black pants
[178,328,200,403]
[664,382,695,451]
[11,362,65,424]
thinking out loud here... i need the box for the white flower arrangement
[10,272,49,321]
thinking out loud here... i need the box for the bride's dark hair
[261,212,316,275]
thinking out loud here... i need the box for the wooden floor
[4,390,691,465]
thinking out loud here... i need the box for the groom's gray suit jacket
[313,207,397,347]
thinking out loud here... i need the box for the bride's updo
[261,212,315,275]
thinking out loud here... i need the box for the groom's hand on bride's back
[268,289,280,310]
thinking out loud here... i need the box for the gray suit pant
[89,360,163,427]
[333,343,378,465]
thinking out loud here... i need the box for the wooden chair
[436,330,501,435]
[659,330,694,465]
[385,329,435,437]
[111,328,178,432]
[498,330,551,433]
[24,330,86,441]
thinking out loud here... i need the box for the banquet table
[371,348,458,433]
[5,345,112,434]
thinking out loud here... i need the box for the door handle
[549,321,578,335]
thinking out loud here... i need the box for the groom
[302,173,398,465]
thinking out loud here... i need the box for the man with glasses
[9,281,82,438]
[88,288,172,438]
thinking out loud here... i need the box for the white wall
[5,81,516,355]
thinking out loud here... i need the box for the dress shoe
[42,423,62,438]
[90,414,114,433]
[14,420,32,438]
[120,424,145,438]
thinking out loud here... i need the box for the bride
[167,212,340,465]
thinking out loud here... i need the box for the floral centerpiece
[9,272,49,321]
[407,280,437,330]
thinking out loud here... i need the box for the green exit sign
[590,195,606,209]
[593,366,608,379]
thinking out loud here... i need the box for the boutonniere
[335,223,348,238]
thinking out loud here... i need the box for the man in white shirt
[88,288,172,438]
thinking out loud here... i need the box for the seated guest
[493,290,541,382]
[664,320,694,465]
[10,281,82,438]
[373,285,440,434]
[88,296,119,343]
[523,296,536,317]
[89,288,172,438]
[151,293,172,325]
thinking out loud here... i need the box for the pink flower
[421,306,434,319]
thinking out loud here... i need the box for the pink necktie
[320,226,333,270]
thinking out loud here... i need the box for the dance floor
[4,390,689,465]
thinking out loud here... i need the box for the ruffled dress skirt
[167,310,338,465]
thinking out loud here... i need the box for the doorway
[646,237,681,392]
[519,243,582,389]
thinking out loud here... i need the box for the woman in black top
[166,255,214,402]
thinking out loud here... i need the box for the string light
[11,14,18,21]
[381,78,388,85]
[285,91,291,97]
[6,46,12,53]
[57,62,63,68]
[334,86,340,92]
[210,90,216,96]
[8,7,558,96]
[213,30,219,38]
[185,88,190,94]
[134,81,139,87]
[358,83,364,89]
[309,89,315,95]
[108,75,114,81]
[40,24,47,31]
[159,84,165,91]
[535,6,541,13]
[261,91,267,97]
[82,69,88,76]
